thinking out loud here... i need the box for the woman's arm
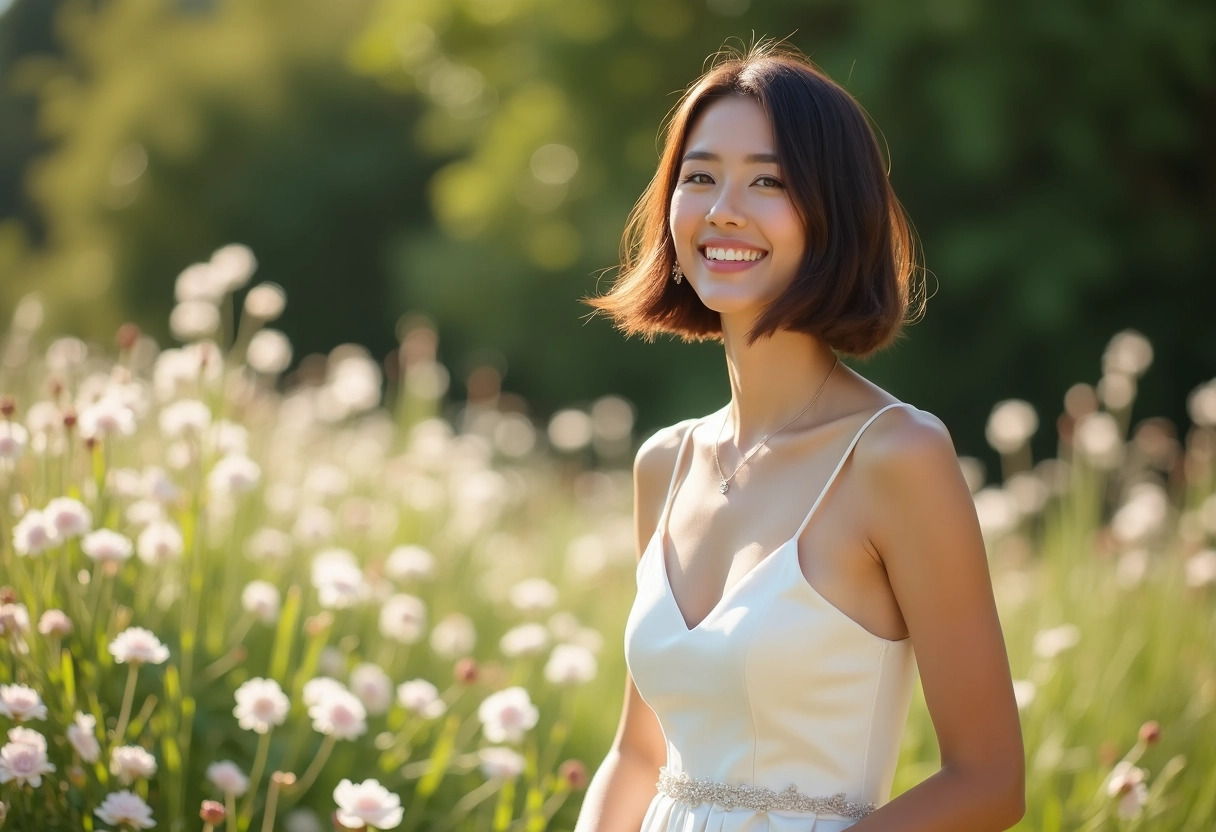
[572,424,688,831]
[850,407,1026,831]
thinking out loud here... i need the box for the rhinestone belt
[656,766,876,819]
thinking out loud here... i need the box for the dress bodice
[624,403,918,830]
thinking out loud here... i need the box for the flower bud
[116,323,141,352]
[68,765,87,788]
[200,801,226,825]
[454,656,478,684]
[272,771,297,787]
[0,396,14,417]
[0,587,15,605]
[62,410,76,429]
[559,759,588,790]
[1138,720,1160,745]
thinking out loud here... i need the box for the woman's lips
[699,250,768,272]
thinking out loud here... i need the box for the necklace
[711,356,839,495]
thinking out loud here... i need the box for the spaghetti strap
[793,402,914,539]
[657,418,702,532]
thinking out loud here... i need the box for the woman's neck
[719,321,841,448]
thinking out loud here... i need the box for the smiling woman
[577,38,1024,832]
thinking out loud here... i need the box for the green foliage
[0,0,1213,457]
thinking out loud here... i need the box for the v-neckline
[652,527,797,633]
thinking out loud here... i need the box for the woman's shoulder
[633,415,703,484]
[851,399,959,483]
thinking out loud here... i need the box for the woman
[576,42,1025,831]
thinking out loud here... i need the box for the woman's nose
[705,185,746,227]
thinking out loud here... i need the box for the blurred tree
[0,0,1212,465]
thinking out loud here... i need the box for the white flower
[333,778,404,830]
[308,688,367,740]
[159,399,212,439]
[43,496,93,539]
[429,612,475,659]
[544,643,597,685]
[478,746,526,779]
[244,283,286,321]
[12,508,59,555]
[233,678,289,734]
[210,243,258,292]
[1103,330,1153,378]
[0,727,55,786]
[175,261,226,303]
[0,603,30,638]
[477,687,539,744]
[1188,381,1216,428]
[241,581,281,623]
[110,745,157,785]
[384,545,435,581]
[208,454,261,495]
[109,627,170,665]
[303,677,348,708]
[1011,679,1036,711]
[136,520,184,564]
[82,528,134,565]
[208,420,249,457]
[1186,549,1216,588]
[206,760,250,796]
[1074,412,1124,469]
[500,623,550,658]
[509,577,559,613]
[0,684,47,722]
[378,594,427,644]
[67,712,100,762]
[985,400,1038,454]
[311,548,370,609]
[1033,624,1080,660]
[349,664,393,716]
[0,420,29,460]
[245,527,292,561]
[170,301,221,340]
[1106,761,1149,818]
[37,608,72,638]
[246,328,293,374]
[78,396,137,440]
[396,680,446,719]
[95,790,156,829]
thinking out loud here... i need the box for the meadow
[0,247,1214,830]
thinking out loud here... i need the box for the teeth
[704,247,765,262]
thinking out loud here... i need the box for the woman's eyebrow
[681,150,779,164]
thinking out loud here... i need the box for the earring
[671,261,684,285]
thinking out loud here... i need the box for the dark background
[1,0,1213,467]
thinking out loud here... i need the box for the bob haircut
[584,41,924,357]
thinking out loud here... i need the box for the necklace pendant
[719,481,730,494]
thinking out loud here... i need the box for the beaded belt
[656,766,876,819]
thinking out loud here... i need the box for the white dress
[624,403,918,831]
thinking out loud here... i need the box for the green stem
[290,734,336,797]
[111,663,139,745]
[239,731,272,825]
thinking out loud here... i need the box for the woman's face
[669,95,805,319]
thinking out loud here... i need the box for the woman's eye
[755,175,783,188]
[681,172,713,185]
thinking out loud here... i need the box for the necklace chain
[711,357,839,495]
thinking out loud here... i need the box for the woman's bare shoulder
[853,401,955,471]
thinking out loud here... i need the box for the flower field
[0,247,1214,830]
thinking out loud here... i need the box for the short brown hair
[584,41,925,356]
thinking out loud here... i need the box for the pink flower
[307,689,367,741]
[206,760,249,796]
[0,684,47,722]
[477,687,538,744]
[333,779,403,830]
[0,727,55,787]
[110,745,157,785]
[109,627,170,665]
[233,678,289,734]
[67,712,100,763]
[95,790,156,829]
